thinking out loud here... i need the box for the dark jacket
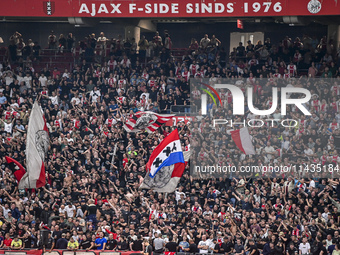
[56,238,68,249]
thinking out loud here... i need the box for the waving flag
[39,222,51,231]
[5,156,26,185]
[140,129,189,193]
[123,111,174,133]
[230,127,255,155]
[19,101,49,189]
[140,150,190,193]
[147,129,184,177]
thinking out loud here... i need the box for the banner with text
[0,0,338,17]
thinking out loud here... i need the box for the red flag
[5,156,26,185]
[237,19,244,29]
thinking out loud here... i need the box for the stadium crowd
[0,29,338,255]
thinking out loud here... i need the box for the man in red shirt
[3,233,12,248]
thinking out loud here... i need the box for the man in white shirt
[299,237,310,255]
[49,91,59,105]
[1,204,11,219]
[5,73,14,86]
[281,136,290,150]
[140,92,149,101]
[1,119,14,133]
[97,32,107,47]
[309,178,316,189]
[200,34,210,51]
[175,187,185,202]
[322,208,330,223]
[59,204,67,217]
[62,69,70,78]
[41,91,58,105]
[71,94,81,106]
[39,73,47,87]
[304,146,314,159]
[198,235,209,254]
[23,73,32,88]
[90,87,101,103]
[65,203,76,218]
[16,72,25,85]
[264,142,275,162]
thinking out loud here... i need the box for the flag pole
[28,174,30,189]
[27,159,30,189]
[110,143,118,170]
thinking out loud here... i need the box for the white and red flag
[40,222,51,231]
[5,156,26,185]
[230,127,255,155]
[19,101,49,189]
[140,129,190,193]
[123,111,173,133]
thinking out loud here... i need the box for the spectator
[43,232,55,253]
[106,233,117,250]
[236,42,245,59]
[200,34,210,51]
[58,34,66,53]
[130,234,143,251]
[333,244,340,255]
[187,238,197,253]
[48,31,57,49]
[95,231,107,251]
[165,235,177,252]
[10,235,22,250]
[247,239,260,255]
[144,240,153,255]
[67,33,75,52]
[153,233,165,254]
[3,233,12,248]
[138,35,149,60]
[65,203,76,218]
[67,236,79,251]
[56,233,68,249]
[198,234,209,254]
[299,237,311,255]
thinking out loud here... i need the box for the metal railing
[38,49,75,70]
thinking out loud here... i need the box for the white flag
[19,101,49,189]
[230,127,255,155]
